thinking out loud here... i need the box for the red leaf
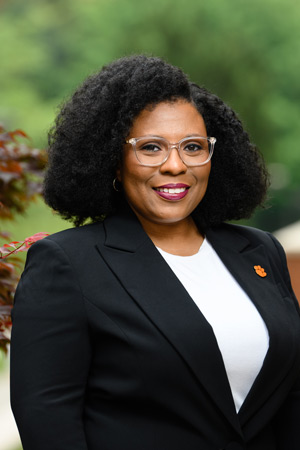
[0,233,49,259]
[3,242,21,248]
[8,129,28,141]
[24,232,49,248]
[12,129,28,138]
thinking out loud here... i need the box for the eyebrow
[136,134,206,139]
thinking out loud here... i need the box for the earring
[113,178,121,192]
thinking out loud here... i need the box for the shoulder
[26,221,105,267]
[215,221,284,249]
[207,222,287,270]
[211,223,297,300]
[46,221,105,248]
[227,223,287,261]
[208,222,281,248]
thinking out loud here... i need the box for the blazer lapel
[96,208,242,434]
[206,226,300,428]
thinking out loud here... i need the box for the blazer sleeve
[267,233,300,449]
[274,377,300,450]
[267,232,299,310]
[10,238,92,450]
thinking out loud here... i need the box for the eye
[139,142,163,153]
[183,141,204,153]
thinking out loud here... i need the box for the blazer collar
[103,204,148,252]
[97,208,299,435]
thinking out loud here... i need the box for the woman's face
[117,100,211,228]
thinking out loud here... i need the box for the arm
[273,376,300,450]
[266,233,300,448]
[10,238,92,450]
[267,231,299,311]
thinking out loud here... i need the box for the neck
[136,214,204,256]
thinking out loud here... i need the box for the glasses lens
[132,136,214,166]
[179,138,211,166]
[135,138,168,165]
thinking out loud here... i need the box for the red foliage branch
[0,126,47,353]
[0,232,49,258]
[0,233,49,351]
[0,125,47,218]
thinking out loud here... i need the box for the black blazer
[10,207,300,450]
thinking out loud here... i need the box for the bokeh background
[1,0,299,448]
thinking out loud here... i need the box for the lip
[153,183,190,201]
[155,183,189,189]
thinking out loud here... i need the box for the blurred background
[1,0,299,448]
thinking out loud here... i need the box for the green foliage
[1,0,299,230]
[3,198,69,242]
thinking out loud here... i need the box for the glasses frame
[125,135,216,167]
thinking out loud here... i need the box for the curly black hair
[44,54,269,228]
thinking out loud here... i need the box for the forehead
[129,101,207,139]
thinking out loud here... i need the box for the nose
[159,146,187,174]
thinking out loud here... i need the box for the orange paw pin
[254,265,267,277]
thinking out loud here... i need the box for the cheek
[195,164,211,185]
[122,168,145,188]
[118,152,154,187]
[117,151,142,184]
[118,164,153,201]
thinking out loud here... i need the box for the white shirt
[156,238,269,412]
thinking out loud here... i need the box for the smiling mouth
[153,185,190,200]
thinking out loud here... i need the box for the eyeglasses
[125,135,216,167]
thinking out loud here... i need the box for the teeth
[156,187,187,193]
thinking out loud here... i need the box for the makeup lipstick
[153,184,190,201]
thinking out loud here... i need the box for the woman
[10,55,300,450]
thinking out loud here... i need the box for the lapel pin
[254,265,267,277]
